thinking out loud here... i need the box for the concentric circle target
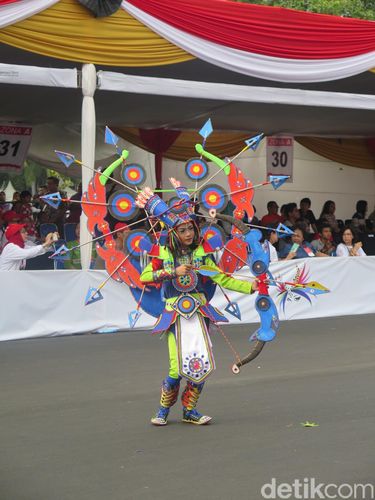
[198,184,228,212]
[168,196,186,215]
[185,158,208,181]
[108,190,139,221]
[123,230,151,259]
[120,163,146,186]
[176,295,196,315]
[252,259,267,275]
[256,296,271,312]
[200,223,225,247]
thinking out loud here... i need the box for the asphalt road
[1,315,375,500]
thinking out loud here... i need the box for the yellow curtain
[296,137,375,170]
[112,127,253,161]
[0,0,194,66]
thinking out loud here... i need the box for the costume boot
[151,377,181,426]
[181,381,212,425]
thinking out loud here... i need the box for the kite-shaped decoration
[269,175,289,190]
[121,163,146,187]
[128,310,142,328]
[185,158,209,181]
[244,133,264,151]
[41,192,62,209]
[104,126,119,147]
[224,301,241,320]
[198,119,213,140]
[276,223,295,238]
[84,287,104,306]
[199,184,228,212]
[49,244,70,261]
[108,190,139,221]
[55,150,75,168]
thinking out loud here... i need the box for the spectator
[12,191,20,204]
[38,176,67,235]
[0,191,12,212]
[114,222,130,251]
[311,224,335,256]
[261,201,283,226]
[262,223,279,262]
[279,226,326,260]
[299,197,318,234]
[17,191,37,239]
[352,200,367,220]
[283,203,299,228]
[336,227,366,257]
[367,204,375,222]
[319,200,340,234]
[64,223,97,269]
[66,183,82,224]
[0,224,54,270]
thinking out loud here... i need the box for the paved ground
[1,315,375,500]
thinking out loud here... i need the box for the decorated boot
[181,381,212,425]
[151,377,181,426]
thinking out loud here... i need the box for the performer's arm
[140,258,177,283]
[203,258,256,294]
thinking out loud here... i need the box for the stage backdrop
[0,256,374,341]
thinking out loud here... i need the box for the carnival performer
[0,223,55,271]
[136,179,258,426]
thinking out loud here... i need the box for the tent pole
[80,63,96,270]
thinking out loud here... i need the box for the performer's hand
[175,264,192,276]
[252,279,259,292]
[43,233,55,248]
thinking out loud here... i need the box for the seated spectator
[17,191,37,239]
[278,226,327,260]
[0,191,12,212]
[367,204,375,222]
[311,224,335,256]
[12,191,20,204]
[319,200,340,234]
[0,223,54,270]
[262,223,279,262]
[336,227,366,257]
[114,222,130,251]
[299,197,318,234]
[283,203,300,228]
[38,176,67,235]
[64,223,97,269]
[66,182,82,224]
[261,201,283,226]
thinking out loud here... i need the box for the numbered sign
[266,137,293,181]
[0,124,32,173]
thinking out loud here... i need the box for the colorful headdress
[135,178,195,228]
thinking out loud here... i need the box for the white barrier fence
[1,256,374,341]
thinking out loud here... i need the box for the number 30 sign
[0,124,32,173]
[266,136,293,182]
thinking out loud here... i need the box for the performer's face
[175,222,195,247]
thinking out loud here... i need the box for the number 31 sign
[266,136,293,182]
[0,124,32,173]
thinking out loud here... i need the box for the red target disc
[200,223,226,247]
[120,163,146,187]
[123,230,151,259]
[185,158,208,181]
[198,184,228,212]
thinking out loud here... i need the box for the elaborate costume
[135,183,255,424]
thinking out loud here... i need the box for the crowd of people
[0,178,373,271]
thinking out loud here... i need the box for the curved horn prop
[215,213,250,234]
[231,340,265,374]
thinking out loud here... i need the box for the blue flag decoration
[104,126,119,147]
[224,301,242,320]
[199,119,213,140]
[128,310,142,328]
[269,175,289,190]
[55,150,75,168]
[41,192,62,209]
[84,287,104,306]
[276,223,295,238]
[245,133,264,151]
[49,244,70,261]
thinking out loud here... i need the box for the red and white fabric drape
[122,0,375,82]
[0,0,59,29]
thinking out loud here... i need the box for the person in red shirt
[261,201,283,226]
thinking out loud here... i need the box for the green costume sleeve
[140,261,176,283]
[203,257,254,294]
